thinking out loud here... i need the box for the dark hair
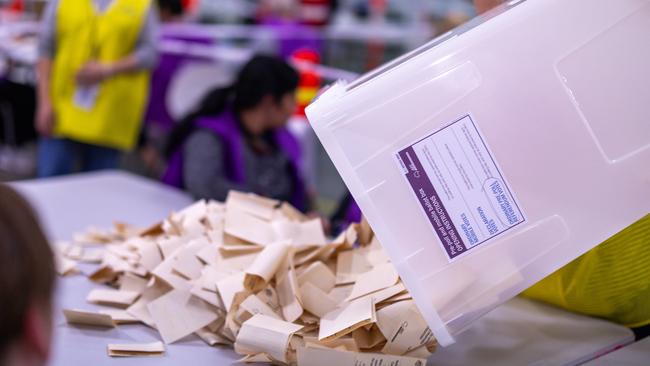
[0,185,55,356]
[157,0,183,16]
[164,55,299,158]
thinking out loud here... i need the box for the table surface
[12,171,636,366]
[14,171,242,366]
[585,337,650,366]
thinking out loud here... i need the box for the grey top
[183,129,295,203]
[38,0,159,69]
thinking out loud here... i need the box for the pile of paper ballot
[56,191,437,364]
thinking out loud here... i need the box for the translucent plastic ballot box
[306,0,650,347]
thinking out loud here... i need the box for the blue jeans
[37,137,120,177]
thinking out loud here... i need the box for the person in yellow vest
[35,0,158,177]
[473,0,650,340]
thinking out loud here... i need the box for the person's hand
[35,99,55,137]
[139,145,164,174]
[474,0,504,14]
[76,61,112,86]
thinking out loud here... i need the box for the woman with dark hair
[0,184,56,366]
[163,55,307,211]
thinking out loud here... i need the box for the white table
[428,297,634,366]
[14,171,243,366]
[585,337,650,365]
[12,171,635,366]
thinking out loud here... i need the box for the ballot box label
[396,115,525,261]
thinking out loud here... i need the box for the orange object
[291,49,321,118]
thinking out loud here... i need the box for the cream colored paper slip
[278,202,308,222]
[300,282,338,317]
[346,263,399,301]
[119,273,149,294]
[107,342,165,357]
[378,301,435,355]
[133,238,162,271]
[244,241,290,292]
[63,309,115,328]
[217,271,247,311]
[239,293,282,319]
[78,247,104,264]
[336,250,372,285]
[98,309,139,324]
[356,283,406,304]
[272,218,327,246]
[55,252,78,276]
[172,237,211,280]
[238,353,273,363]
[147,289,219,344]
[196,327,233,347]
[191,284,222,309]
[319,297,376,341]
[151,246,192,290]
[297,261,336,293]
[86,289,140,308]
[296,346,427,366]
[235,314,303,363]
[126,279,171,327]
[224,208,276,246]
[276,266,303,323]
[226,191,278,221]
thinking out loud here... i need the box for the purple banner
[398,147,466,259]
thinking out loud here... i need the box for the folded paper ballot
[86,289,140,308]
[297,261,336,293]
[147,288,219,344]
[54,250,78,276]
[299,282,338,318]
[98,309,139,324]
[107,342,165,357]
[63,309,115,328]
[244,241,291,292]
[345,262,399,302]
[318,297,376,342]
[234,314,304,363]
[57,191,437,364]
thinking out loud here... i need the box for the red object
[8,0,24,12]
[181,0,197,11]
[370,0,387,13]
[291,49,322,118]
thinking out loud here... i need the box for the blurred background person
[134,0,187,176]
[0,184,56,366]
[35,0,159,177]
[0,0,474,220]
[163,55,308,211]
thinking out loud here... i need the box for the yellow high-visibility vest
[51,0,151,151]
[523,215,650,328]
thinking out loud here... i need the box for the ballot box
[306,0,650,346]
